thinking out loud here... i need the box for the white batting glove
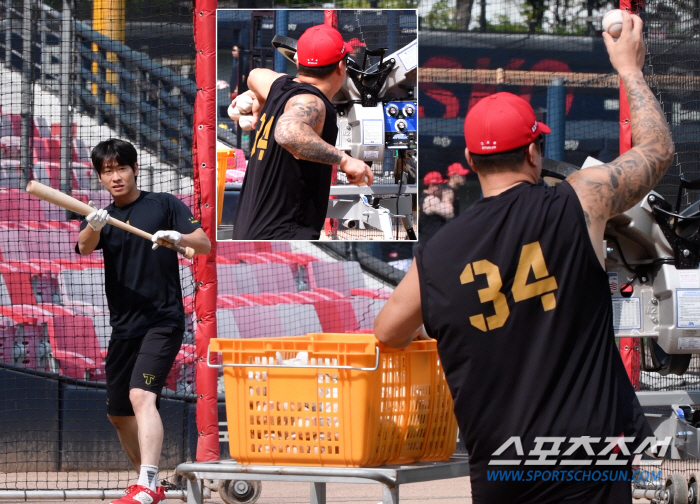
[86,201,109,232]
[151,230,182,250]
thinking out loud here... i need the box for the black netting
[646,3,700,207]
[0,0,197,493]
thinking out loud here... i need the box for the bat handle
[160,241,195,259]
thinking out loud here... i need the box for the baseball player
[375,12,672,503]
[76,139,211,504]
[230,24,374,240]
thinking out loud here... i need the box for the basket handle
[206,345,380,372]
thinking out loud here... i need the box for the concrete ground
[8,477,660,504]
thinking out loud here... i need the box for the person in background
[442,162,470,217]
[418,171,453,244]
[230,44,248,99]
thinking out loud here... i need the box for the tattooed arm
[275,93,374,186]
[567,11,674,266]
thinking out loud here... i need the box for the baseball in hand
[227,104,241,122]
[602,9,624,38]
[236,93,254,114]
[238,115,254,131]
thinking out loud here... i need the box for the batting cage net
[216,9,419,241]
[0,0,200,494]
[0,0,413,495]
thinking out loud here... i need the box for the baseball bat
[26,181,195,259]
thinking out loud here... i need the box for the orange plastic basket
[216,149,235,227]
[209,333,458,467]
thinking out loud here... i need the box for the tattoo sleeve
[274,94,344,165]
[570,70,674,225]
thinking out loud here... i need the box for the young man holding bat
[76,139,210,504]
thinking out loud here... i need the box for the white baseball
[602,9,624,38]
[227,104,241,122]
[238,115,254,131]
[236,94,254,114]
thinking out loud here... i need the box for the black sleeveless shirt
[232,75,338,240]
[416,181,652,502]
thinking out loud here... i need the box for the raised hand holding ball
[602,9,624,38]
[238,115,255,131]
[236,93,254,114]
[227,104,241,122]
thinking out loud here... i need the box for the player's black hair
[469,135,544,174]
[298,58,344,79]
[91,138,138,176]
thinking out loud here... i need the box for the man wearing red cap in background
[442,162,470,217]
[376,12,673,503]
[418,171,453,245]
[230,24,373,240]
[348,37,366,60]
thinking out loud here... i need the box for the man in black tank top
[229,24,374,240]
[375,13,674,503]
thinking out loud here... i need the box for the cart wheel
[664,474,689,504]
[218,479,262,504]
[650,340,692,376]
[688,474,698,504]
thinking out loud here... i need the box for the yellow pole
[92,0,125,106]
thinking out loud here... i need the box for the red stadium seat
[250,263,297,294]
[165,343,196,393]
[2,261,60,304]
[349,288,392,300]
[0,314,16,365]
[228,305,284,339]
[237,253,270,264]
[3,115,50,137]
[309,287,345,300]
[0,264,35,305]
[292,291,332,303]
[47,314,106,381]
[0,188,46,222]
[307,262,348,298]
[33,138,61,164]
[0,305,50,370]
[312,299,360,333]
[217,294,257,308]
[276,304,322,336]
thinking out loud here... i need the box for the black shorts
[105,326,184,416]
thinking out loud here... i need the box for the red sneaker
[111,485,164,504]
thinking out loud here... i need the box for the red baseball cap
[464,92,550,154]
[423,171,446,185]
[447,162,470,177]
[348,38,366,49]
[297,25,352,67]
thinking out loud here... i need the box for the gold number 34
[459,241,558,332]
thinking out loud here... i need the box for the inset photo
[215,9,417,241]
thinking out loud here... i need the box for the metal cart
[176,457,470,504]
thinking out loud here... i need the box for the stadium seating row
[0,230,393,389]
[0,303,194,393]
[0,136,95,190]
